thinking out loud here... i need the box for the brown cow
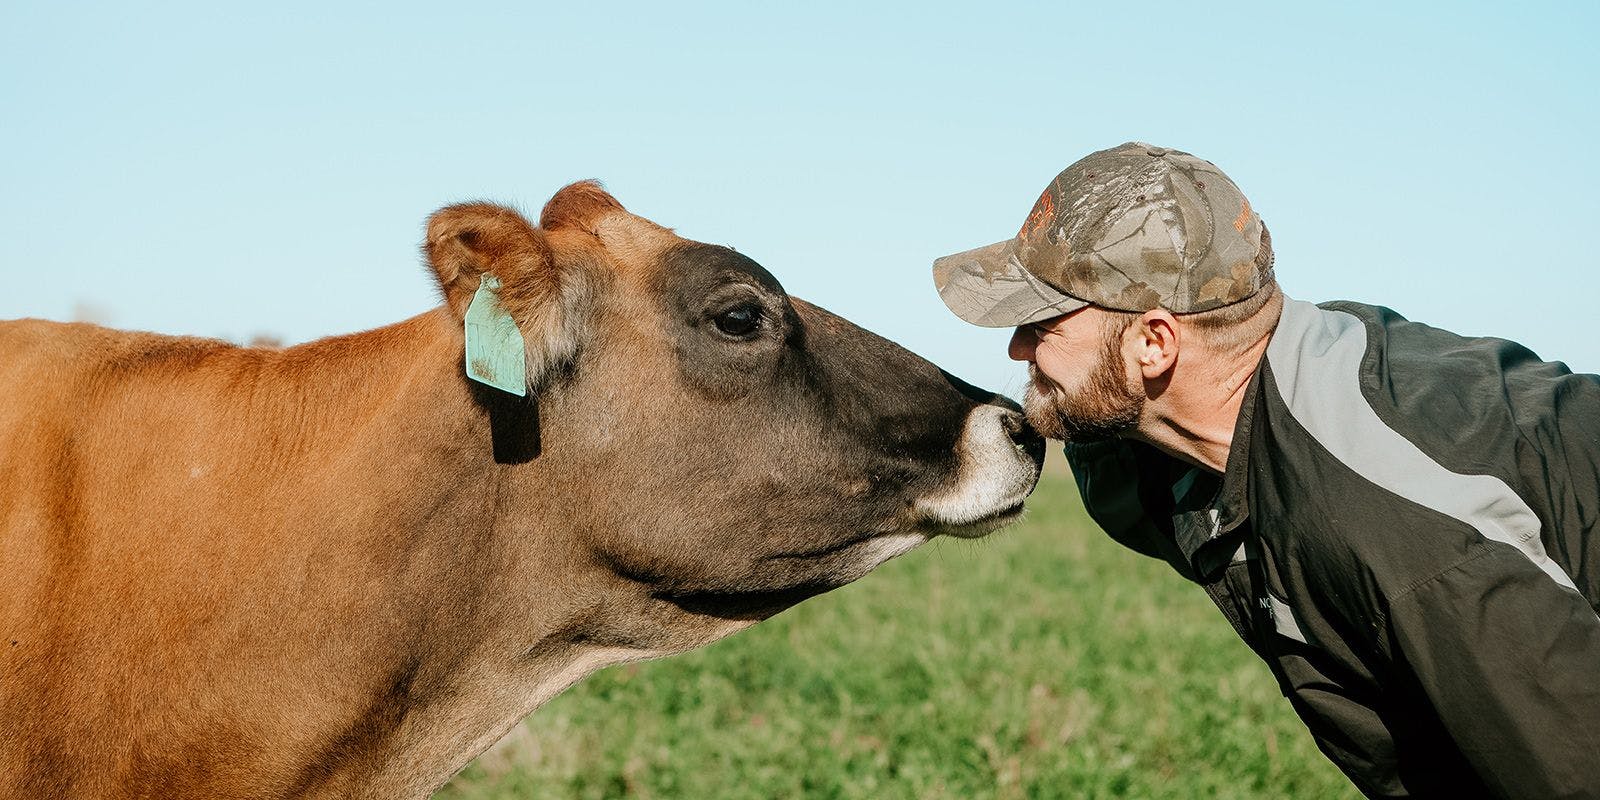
[0,182,1043,799]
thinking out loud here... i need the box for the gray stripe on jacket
[1265,300,1580,594]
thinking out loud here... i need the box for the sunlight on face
[1010,309,1143,443]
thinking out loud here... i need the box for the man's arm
[1063,440,1198,580]
[1064,440,1168,558]
[1386,542,1600,799]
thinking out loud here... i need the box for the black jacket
[1066,299,1600,798]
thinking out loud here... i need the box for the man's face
[1007,307,1143,443]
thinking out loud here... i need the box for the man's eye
[713,305,763,337]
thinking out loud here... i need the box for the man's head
[935,142,1281,443]
[1007,253,1280,443]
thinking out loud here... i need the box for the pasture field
[437,458,1359,800]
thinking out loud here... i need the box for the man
[933,141,1600,798]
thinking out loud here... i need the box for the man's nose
[1007,327,1036,362]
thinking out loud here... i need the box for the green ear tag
[463,275,527,396]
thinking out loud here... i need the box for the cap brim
[932,239,1088,328]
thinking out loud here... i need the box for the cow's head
[423,182,1043,652]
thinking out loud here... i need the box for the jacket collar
[1170,361,1261,578]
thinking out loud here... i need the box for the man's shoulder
[1267,299,1597,463]
[1257,298,1525,515]
[1252,299,1595,604]
[1301,299,1593,397]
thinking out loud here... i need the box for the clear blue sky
[4,1,1596,398]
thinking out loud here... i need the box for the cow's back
[0,315,480,798]
[0,319,219,628]
[0,320,245,794]
[0,319,238,622]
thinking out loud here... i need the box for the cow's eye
[713,304,763,338]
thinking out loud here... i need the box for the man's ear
[1134,309,1180,379]
[423,202,594,391]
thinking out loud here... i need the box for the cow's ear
[540,179,625,234]
[425,203,545,317]
[424,202,591,391]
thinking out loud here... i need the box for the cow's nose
[1000,408,1046,467]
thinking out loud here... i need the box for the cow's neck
[248,310,681,798]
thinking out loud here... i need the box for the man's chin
[1022,383,1139,444]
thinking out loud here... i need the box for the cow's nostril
[999,409,1027,440]
[1000,409,1046,464]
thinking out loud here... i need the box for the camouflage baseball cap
[933,142,1266,327]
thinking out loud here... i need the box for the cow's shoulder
[2,318,246,388]
[0,319,251,464]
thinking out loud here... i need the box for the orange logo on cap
[1020,190,1056,239]
[1233,198,1253,233]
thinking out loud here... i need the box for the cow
[0,182,1044,799]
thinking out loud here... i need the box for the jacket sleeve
[1062,441,1198,579]
[1385,542,1600,799]
[1063,440,1166,559]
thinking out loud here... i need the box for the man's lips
[1025,366,1064,398]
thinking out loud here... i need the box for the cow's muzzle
[912,403,1045,537]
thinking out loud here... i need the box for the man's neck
[1129,336,1271,475]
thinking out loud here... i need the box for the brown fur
[538,179,625,234]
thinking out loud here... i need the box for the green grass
[435,465,1359,799]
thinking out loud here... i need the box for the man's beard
[1023,333,1143,443]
